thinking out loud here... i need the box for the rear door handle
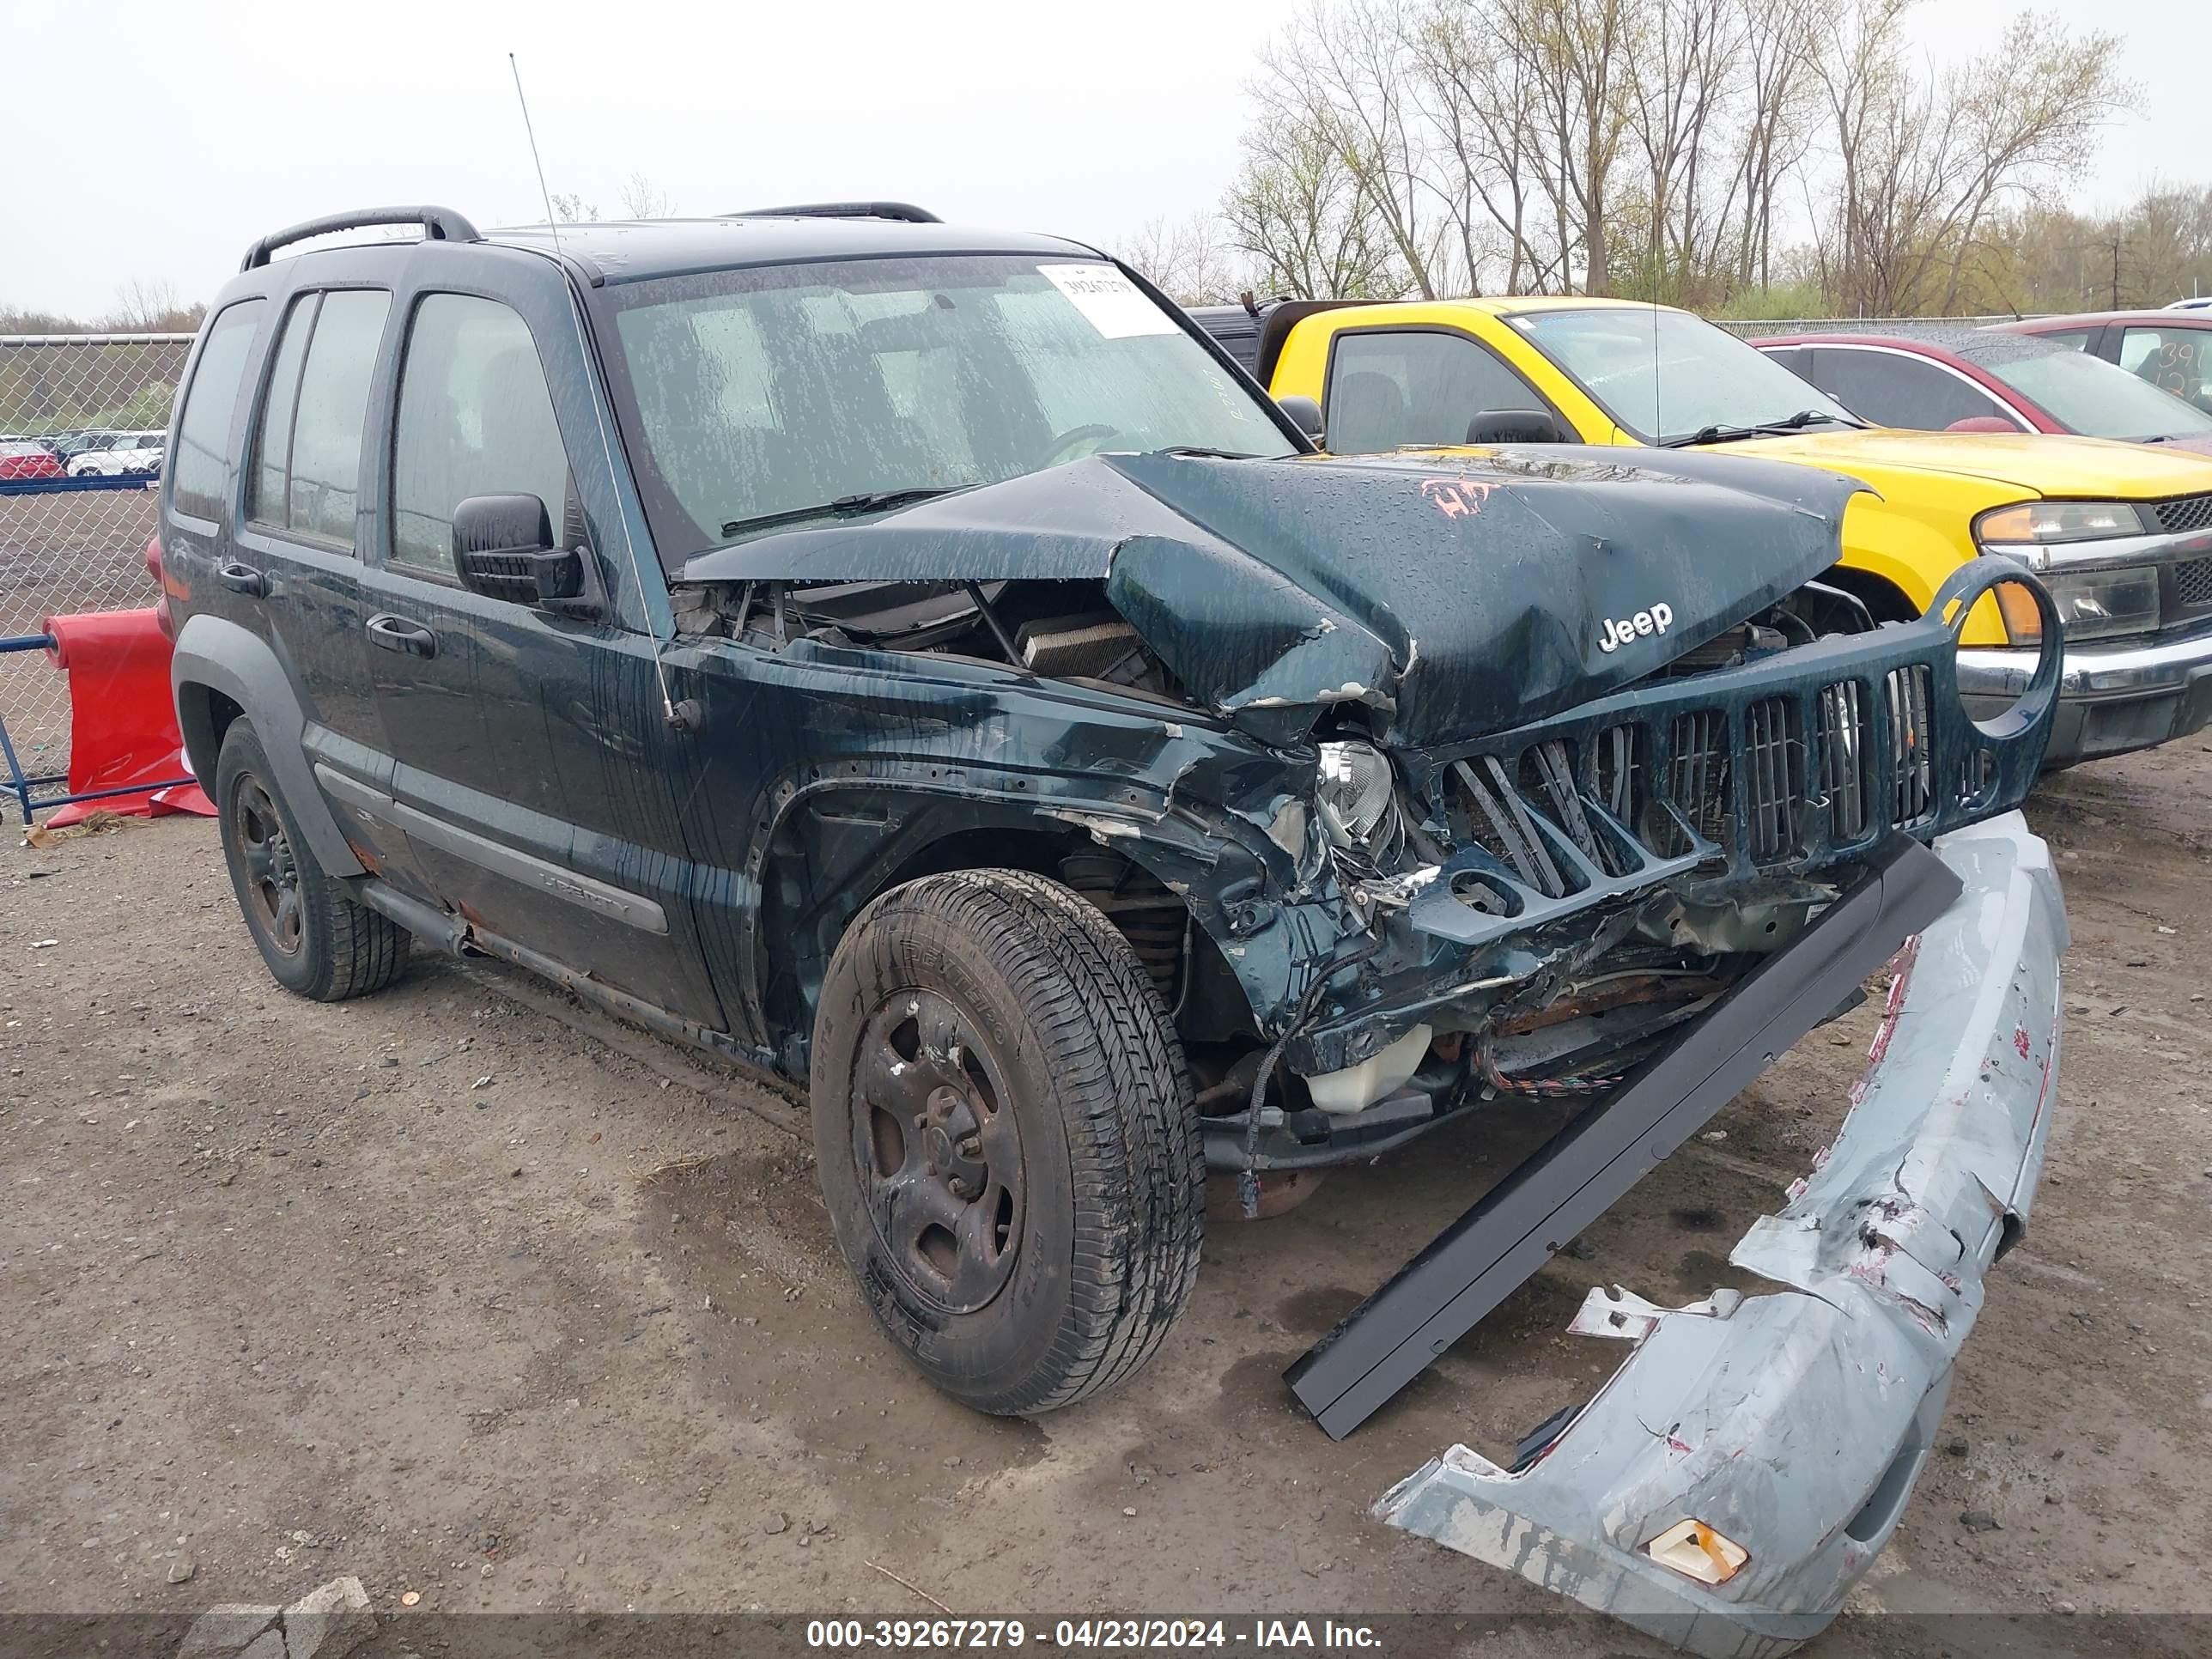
[216,561,266,598]
[365,614,438,659]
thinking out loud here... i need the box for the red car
[1753,326,2212,456]
[0,438,64,480]
[1994,309,2212,418]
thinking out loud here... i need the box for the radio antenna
[507,53,696,732]
[509,54,563,257]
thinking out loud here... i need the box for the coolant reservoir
[1305,1023,1433,1115]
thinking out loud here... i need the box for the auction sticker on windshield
[1039,264,1179,338]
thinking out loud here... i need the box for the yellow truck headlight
[1975,501,2148,549]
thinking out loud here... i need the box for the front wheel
[811,869,1205,1415]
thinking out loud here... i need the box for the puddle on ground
[638,1150,1048,1523]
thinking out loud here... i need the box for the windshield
[1513,307,1857,444]
[595,254,1297,560]
[1975,347,2212,442]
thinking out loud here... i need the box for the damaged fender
[1374,811,2066,1658]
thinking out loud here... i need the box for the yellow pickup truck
[1190,295,2212,767]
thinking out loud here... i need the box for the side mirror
[1467,408,1569,445]
[452,494,601,615]
[1277,393,1324,441]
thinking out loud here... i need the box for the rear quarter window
[246,289,392,547]
[169,300,265,523]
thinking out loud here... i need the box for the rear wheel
[215,721,409,1000]
[811,869,1204,1414]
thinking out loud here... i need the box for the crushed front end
[1227,556,2062,1181]
[1373,811,2066,1657]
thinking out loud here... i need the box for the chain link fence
[0,333,191,805]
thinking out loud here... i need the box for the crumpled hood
[682,446,1866,747]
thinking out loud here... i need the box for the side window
[1760,346,1810,377]
[169,300,264,523]
[1814,349,2014,430]
[1325,331,1544,453]
[2037,330,2092,353]
[250,294,316,525]
[391,295,571,574]
[2119,327,2210,410]
[248,289,391,545]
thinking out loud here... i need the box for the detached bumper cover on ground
[1375,811,2066,1659]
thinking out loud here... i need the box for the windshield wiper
[1658,410,1856,448]
[1158,445,1263,459]
[720,486,959,539]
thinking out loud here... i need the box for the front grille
[2153,493,2212,536]
[1815,681,1871,841]
[1413,609,2048,947]
[1668,708,1731,849]
[1437,642,1998,906]
[1883,665,1936,826]
[2174,556,2212,609]
[1742,696,1803,861]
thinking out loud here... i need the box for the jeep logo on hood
[1597,602,1674,654]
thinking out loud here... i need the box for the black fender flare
[170,612,365,878]
[743,769,1303,1070]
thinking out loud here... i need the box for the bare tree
[1117,214,1250,304]
[1225,0,2136,317]
[1718,0,1820,294]
[106,280,193,332]
[1498,0,1644,296]
[1813,1,2127,314]
[1620,0,1742,300]
[548,191,600,223]
[1257,3,1448,297]
[617,170,673,219]
[1412,0,1550,294]
[1223,107,1407,298]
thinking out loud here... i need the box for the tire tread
[819,867,1205,1413]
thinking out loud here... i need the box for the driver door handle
[216,561,266,598]
[365,614,438,659]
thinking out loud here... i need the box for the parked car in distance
[1192,295,2212,767]
[66,429,164,477]
[1993,310,2212,416]
[0,438,65,480]
[1749,328,2212,454]
[2166,296,2212,312]
[49,428,127,467]
[160,204,2064,1654]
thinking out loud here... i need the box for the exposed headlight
[1316,740,1396,848]
[1999,565,2160,642]
[1974,500,2148,557]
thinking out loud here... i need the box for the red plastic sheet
[42,609,213,826]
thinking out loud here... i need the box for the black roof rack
[728,201,942,225]
[240,206,482,271]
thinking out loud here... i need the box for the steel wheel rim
[233,775,302,955]
[848,988,1025,1315]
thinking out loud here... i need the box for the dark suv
[159,204,2071,1639]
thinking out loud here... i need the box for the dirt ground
[3,742,2209,1656]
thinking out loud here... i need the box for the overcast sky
[2,0,2197,318]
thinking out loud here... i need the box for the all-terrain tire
[214,720,410,1001]
[811,868,1206,1414]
